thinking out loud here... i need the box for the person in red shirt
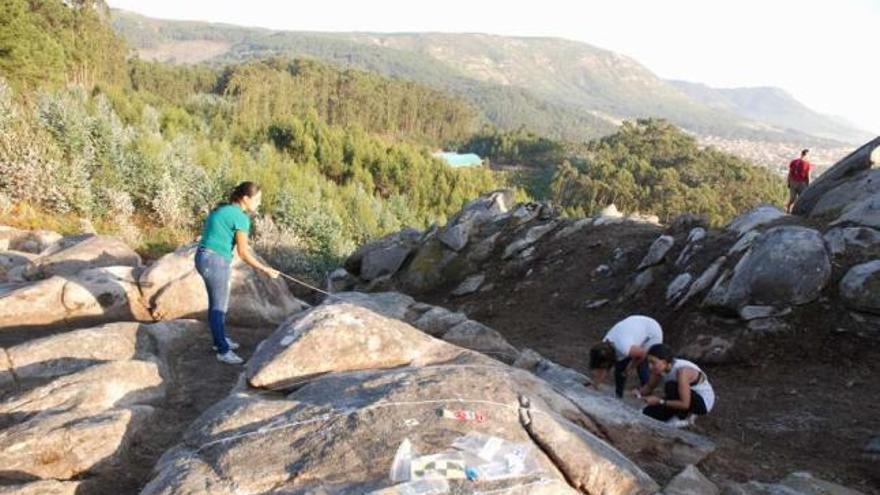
[787,149,812,213]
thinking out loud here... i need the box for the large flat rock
[246,302,495,389]
[144,363,656,494]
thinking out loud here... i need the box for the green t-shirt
[199,204,251,261]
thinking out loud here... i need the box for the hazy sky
[107,0,879,134]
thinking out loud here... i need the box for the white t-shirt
[603,315,663,361]
[663,358,716,412]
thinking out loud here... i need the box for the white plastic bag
[390,438,415,483]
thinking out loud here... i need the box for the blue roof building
[434,152,484,168]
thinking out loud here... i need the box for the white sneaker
[216,350,244,365]
[212,338,240,351]
[667,416,694,429]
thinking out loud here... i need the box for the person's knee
[642,405,663,420]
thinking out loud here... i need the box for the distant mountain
[111,9,871,147]
[669,81,873,144]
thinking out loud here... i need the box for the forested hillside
[461,121,786,224]
[2,0,787,280]
[0,0,500,278]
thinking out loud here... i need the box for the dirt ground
[90,323,279,495]
[421,222,880,493]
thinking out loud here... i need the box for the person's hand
[643,395,662,406]
[631,388,642,399]
[263,267,280,279]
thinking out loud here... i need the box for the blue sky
[107,0,879,134]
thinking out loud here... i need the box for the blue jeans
[614,357,650,398]
[194,246,232,354]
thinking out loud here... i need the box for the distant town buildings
[697,136,852,176]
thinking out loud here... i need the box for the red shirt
[789,158,811,182]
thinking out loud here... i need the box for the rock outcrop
[0,266,152,330]
[704,226,830,311]
[794,136,880,218]
[725,205,786,236]
[839,260,880,315]
[0,320,205,484]
[142,299,664,495]
[24,234,142,280]
[138,243,307,325]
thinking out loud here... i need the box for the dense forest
[1,0,787,279]
[459,122,786,224]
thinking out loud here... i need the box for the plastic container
[369,478,450,495]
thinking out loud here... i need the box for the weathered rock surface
[0,225,62,254]
[407,306,464,336]
[721,471,866,495]
[0,319,208,487]
[622,266,657,299]
[399,237,475,293]
[246,303,492,389]
[503,221,558,259]
[451,189,516,226]
[665,465,720,495]
[0,405,154,481]
[637,234,675,270]
[451,273,485,296]
[677,256,727,309]
[739,305,792,321]
[24,235,141,280]
[0,250,36,283]
[680,334,736,364]
[0,480,82,495]
[824,227,880,258]
[439,220,473,251]
[0,266,152,330]
[330,291,416,320]
[0,320,203,384]
[553,218,593,240]
[0,360,164,421]
[360,240,416,281]
[345,229,420,281]
[728,231,761,257]
[725,205,786,236]
[794,136,880,217]
[138,244,306,326]
[667,273,693,305]
[809,169,880,219]
[675,227,706,268]
[708,227,830,311]
[144,303,660,495]
[442,319,520,363]
[832,194,880,229]
[839,260,880,315]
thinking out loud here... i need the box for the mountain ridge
[110,8,872,160]
[669,80,875,144]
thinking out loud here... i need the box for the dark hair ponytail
[212,181,261,211]
[647,343,675,363]
[589,341,616,369]
[230,181,260,203]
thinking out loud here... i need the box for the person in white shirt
[637,343,716,428]
[589,315,663,397]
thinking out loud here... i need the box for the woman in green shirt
[195,182,280,364]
